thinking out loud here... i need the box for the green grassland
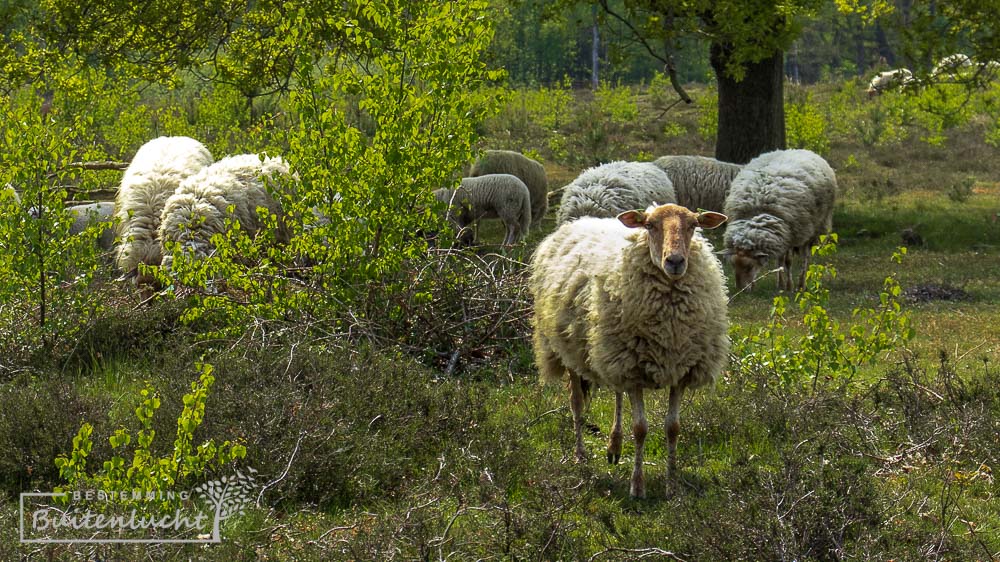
[2,80,1000,560]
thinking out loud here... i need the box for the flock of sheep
[4,135,839,500]
[440,145,836,497]
[866,53,1000,96]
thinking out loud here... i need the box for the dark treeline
[489,0,913,87]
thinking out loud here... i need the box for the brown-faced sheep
[531,203,729,498]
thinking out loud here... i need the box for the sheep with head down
[433,173,531,246]
[114,136,213,287]
[158,153,291,270]
[531,202,729,498]
[722,148,836,292]
[469,150,548,226]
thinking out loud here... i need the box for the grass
[3,79,1000,559]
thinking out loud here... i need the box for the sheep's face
[619,204,727,280]
[731,249,769,291]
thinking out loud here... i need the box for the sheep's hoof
[606,450,620,465]
[574,449,588,463]
[629,484,646,499]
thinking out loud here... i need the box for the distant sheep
[469,150,548,225]
[115,136,213,281]
[556,161,676,224]
[532,203,729,498]
[932,54,972,80]
[67,202,116,251]
[652,155,742,213]
[433,173,531,246]
[158,153,291,268]
[866,68,914,96]
[723,149,837,292]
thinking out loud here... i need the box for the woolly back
[723,215,791,256]
[115,136,214,273]
[724,149,836,248]
[159,153,291,261]
[556,161,676,224]
[653,155,742,213]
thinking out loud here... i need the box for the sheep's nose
[663,254,686,277]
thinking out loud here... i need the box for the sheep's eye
[644,223,655,230]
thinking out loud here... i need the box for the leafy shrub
[696,86,719,142]
[732,237,915,390]
[785,92,830,155]
[594,82,639,125]
[54,363,246,508]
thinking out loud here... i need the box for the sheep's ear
[617,210,647,228]
[697,211,727,229]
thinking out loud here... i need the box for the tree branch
[597,0,692,104]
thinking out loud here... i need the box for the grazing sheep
[556,161,676,224]
[158,153,291,268]
[115,136,213,281]
[469,150,548,226]
[932,54,972,80]
[866,68,914,96]
[722,149,837,292]
[531,203,729,498]
[433,173,531,246]
[67,202,116,251]
[652,155,742,213]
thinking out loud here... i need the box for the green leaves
[53,362,247,509]
[732,234,915,390]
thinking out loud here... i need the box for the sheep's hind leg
[502,221,517,246]
[568,373,588,462]
[665,385,686,495]
[606,392,623,464]
[627,388,647,498]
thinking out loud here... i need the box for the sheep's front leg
[797,245,810,290]
[606,392,623,464]
[665,385,685,494]
[780,250,793,291]
[568,373,588,462]
[627,388,647,498]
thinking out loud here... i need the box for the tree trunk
[591,4,599,89]
[710,43,785,164]
[875,23,895,67]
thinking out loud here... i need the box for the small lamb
[433,173,531,246]
[469,150,549,226]
[532,203,729,498]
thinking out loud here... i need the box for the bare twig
[588,547,688,561]
[256,431,306,506]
